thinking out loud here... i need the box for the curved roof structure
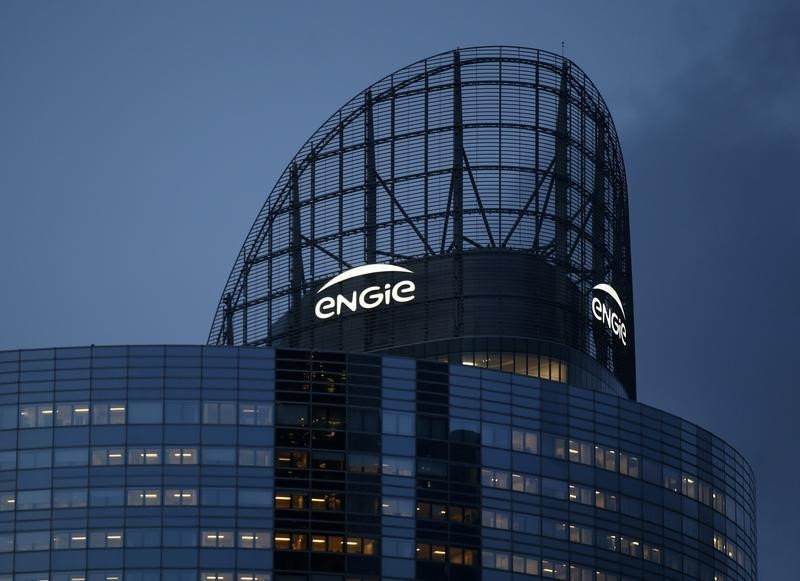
[209,46,636,396]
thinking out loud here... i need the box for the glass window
[542,434,566,459]
[274,492,306,510]
[592,445,614,470]
[643,542,662,563]
[541,559,568,579]
[128,448,161,465]
[166,447,198,465]
[382,497,414,517]
[274,532,306,551]
[417,459,447,478]
[163,528,197,547]
[312,450,344,470]
[512,429,539,453]
[568,440,593,465]
[92,447,125,465]
[382,455,414,477]
[482,423,510,448]
[348,408,379,432]
[0,405,17,429]
[54,447,88,467]
[127,488,161,506]
[125,528,161,547]
[238,531,270,549]
[569,483,594,506]
[594,489,618,511]
[482,508,510,529]
[682,474,698,498]
[513,514,540,534]
[53,488,87,508]
[165,400,200,423]
[239,488,271,507]
[276,449,307,468]
[202,487,236,506]
[16,489,50,510]
[382,411,414,435]
[55,403,91,426]
[93,403,126,425]
[239,402,273,426]
[348,452,380,473]
[165,489,197,506]
[449,417,480,443]
[52,530,88,550]
[89,531,123,548]
[239,448,271,467]
[481,468,510,489]
[663,465,681,492]
[18,449,51,469]
[90,488,124,506]
[569,524,593,545]
[203,401,236,424]
[204,447,236,465]
[620,451,639,478]
[201,530,234,548]
[276,403,308,427]
[201,574,232,581]
[0,493,15,511]
[383,538,414,558]
[512,473,539,493]
[0,533,11,552]
[542,519,568,540]
[310,493,342,511]
[19,404,54,428]
[0,451,15,470]
[15,530,50,551]
[128,401,162,424]
[542,478,568,500]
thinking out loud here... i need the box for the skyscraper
[0,47,756,581]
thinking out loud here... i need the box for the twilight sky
[1,1,798,577]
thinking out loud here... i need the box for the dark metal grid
[209,46,634,393]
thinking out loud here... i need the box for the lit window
[166,448,198,465]
[127,488,160,506]
[201,530,234,548]
[239,403,273,426]
[92,447,125,466]
[128,448,161,465]
[512,429,539,453]
[89,531,123,548]
[165,489,197,506]
[238,531,270,549]
[274,532,306,551]
[382,455,414,477]
[93,403,126,425]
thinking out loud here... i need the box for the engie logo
[591,284,628,346]
[314,264,416,320]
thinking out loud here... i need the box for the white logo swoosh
[592,283,626,318]
[317,264,414,294]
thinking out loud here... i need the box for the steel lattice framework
[209,46,635,394]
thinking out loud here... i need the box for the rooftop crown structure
[210,46,637,399]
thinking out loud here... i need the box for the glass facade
[0,345,756,580]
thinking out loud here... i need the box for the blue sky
[2,1,799,577]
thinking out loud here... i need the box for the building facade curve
[0,346,756,581]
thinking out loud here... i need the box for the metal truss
[209,46,635,390]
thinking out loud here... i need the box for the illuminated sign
[315,264,416,320]
[591,283,627,346]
